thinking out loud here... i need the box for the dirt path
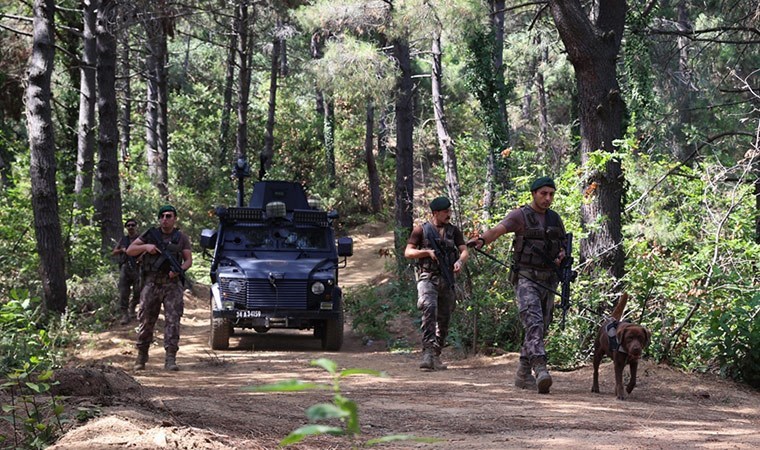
[49,228,760,449]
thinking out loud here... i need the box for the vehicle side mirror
[200,229,217,249]
[337,237,353,257]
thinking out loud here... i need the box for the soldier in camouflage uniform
[405,196,469,371]
[111,218,141,325]
[468,177,567,394]
[127,205,192,371]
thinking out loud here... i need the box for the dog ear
[618,326,628,345]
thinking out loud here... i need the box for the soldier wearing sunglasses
[111,218,141,325]
[127,205,193,371]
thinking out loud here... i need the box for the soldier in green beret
[468,176,568,394]
[405,196,469,371]
[127,204,192,371]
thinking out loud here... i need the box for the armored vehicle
[200,179,352,351]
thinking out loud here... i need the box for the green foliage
[312,37,395,105]
[706,291,760,388]
[245,358,437,447]
[0,291,61,375]
[65,273,121,331]
[1,363,66,449]
[461,27,510,153]
[344,281,414,341]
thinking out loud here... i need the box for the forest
[0,0,758,442]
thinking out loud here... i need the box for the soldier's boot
[514,357,536,389]
[419,349,435,371]
[432,349,448,371]
[165,352,179,371]
[134,347,149,371]
[531,355,553,394]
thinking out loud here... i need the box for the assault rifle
[150,229,187,286]
[558,233,578,330]
[422,222,456,291]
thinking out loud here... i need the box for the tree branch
[625,131,756,213]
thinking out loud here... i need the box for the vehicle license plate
[236,310,261,318]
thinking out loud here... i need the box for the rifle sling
[472,247,561,296]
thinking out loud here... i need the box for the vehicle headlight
[311,281,325,295]
[228,280,245,294]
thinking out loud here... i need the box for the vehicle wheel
[210,316,231,350]
[321,311,343,351]
[253,326,270,333]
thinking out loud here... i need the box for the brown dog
[591,293,651,400]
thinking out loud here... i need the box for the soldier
[468,176,567,394]
[111,218,141,325]
[127,205,192,371]
[405,196,469,371]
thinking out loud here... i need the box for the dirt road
[49,229,760,449]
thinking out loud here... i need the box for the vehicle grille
[220,278,308,309]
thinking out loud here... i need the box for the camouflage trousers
[136,277,184,353]
[416,273,456,354]
[118,264,141,313]
[514,269,558,360]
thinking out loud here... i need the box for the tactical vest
[418,222,459,274]
[118,235,138,269]
[142,228,182,276]
[511,205,564,271]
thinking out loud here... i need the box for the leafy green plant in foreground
[1,363,66,449]
[245,358,439,447]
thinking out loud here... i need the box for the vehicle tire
[210,316,231,350]
[321,310,343,351]
[253,326,270,333]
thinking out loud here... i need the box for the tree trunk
[27,0,67,314]
[534,41,559,171]
[549,0,627,281]
[219,5,239,164]
[235,0,251,163]
[144,12,169,198]
[377,107,389,160]
[392,38,414,258]
[144,30,159,190]
[310,31,335,186]
[324,99,336,186]
[74,0,98,213]
[431,31,461,219]
[279,32,288,77]
[491,0,508,132]
[490,0,510,189]
[673,0,694,163]
[364,99,381,213]
[118,25,132,174]
[259,36,279,180]
[95,0,123,254]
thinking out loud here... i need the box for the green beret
[530,176,556,192]
[429,196,451,211]
[158,204,177,217]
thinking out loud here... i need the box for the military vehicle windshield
[222,224,329,252]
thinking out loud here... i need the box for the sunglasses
[126,224,137,228]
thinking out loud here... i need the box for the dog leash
[470,246,563,297]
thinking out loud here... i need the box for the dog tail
[611,292,629,321]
